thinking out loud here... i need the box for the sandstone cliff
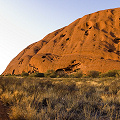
[3,8,120,75]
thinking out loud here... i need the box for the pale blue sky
[0,0,120,74]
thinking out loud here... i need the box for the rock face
[3,8,120,75]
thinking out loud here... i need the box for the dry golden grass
[0,76,120,120]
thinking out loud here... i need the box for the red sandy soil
[2,7,120,75]
[0,101,10,120]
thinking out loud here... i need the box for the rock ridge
[2,7,120,75]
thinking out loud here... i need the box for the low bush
[44,70,57,78]
[5,73,12,76]
[57,73,69,78]
[29,72,44,77]
[56,71,68,78]
[15,74,21,76]
[73,71,83,78]
[68,71,83,78]
[21,72,29,77]
[100,70,119,77]
[87,70,100,78]
[69,71,82,78]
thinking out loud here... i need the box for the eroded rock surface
[3,8,120,75]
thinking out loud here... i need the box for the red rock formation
[2,8,120,75]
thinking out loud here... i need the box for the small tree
[87,70,99,78]
[44,70,57,78]
[107,70,119,77]
[100,70,119,77]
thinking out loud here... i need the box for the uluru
[2,7,120,75]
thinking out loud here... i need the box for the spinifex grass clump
[0,76,120,120]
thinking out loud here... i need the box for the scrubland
[0,74,120,120]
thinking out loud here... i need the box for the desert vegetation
[0,70,120,119]
[4,69,120,78]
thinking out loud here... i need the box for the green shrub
[5,73,12,76]
[29,72,44,77]
[69,71,83,78]
[100,70,119,77]
[21,72,29,77]
[73,71,83,78]
[68,71,83,78]
[87,70,99,78]
[68,74,74,78]
[56,71,67,78]
[107,70,119,77]
[57,73,69,78]
[44,70,57,78]
[15,74,21,76]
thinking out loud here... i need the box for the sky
[0,0,120,74]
